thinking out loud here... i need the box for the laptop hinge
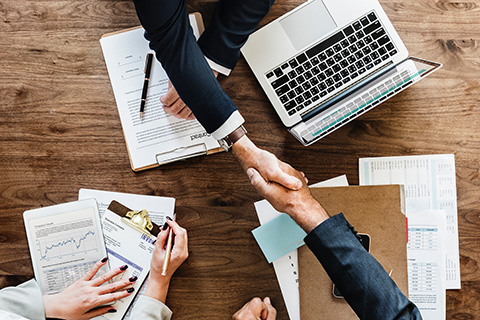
[301,61,395,122]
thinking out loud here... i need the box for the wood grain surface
[1,0,479,319]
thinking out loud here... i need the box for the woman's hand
[144,219,189,303]
[43,258,137,320]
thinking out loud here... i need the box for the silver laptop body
[241,0,441,145]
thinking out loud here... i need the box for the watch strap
[224,125,247,145]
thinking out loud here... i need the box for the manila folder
[298,185,407,319]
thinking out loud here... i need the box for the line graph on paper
[36,230,99,261]
[35,218,100,261]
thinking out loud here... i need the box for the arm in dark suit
[247,167,422,320]
[132,0,238,134]
[305,213,423,320]
[198,0,276,70]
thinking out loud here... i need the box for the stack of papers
[359,154,459,320]
[253,154,458,320]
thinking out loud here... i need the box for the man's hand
[160,80,196,120]
[160,70,219,120]
[247,163,329,233]
[232,297,276,320]
[232,136,303,191]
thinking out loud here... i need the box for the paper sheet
[254,175,349,320]
[95,208,156,320]
[24,200,107,295]
[407,210,446,320]
[78,188,175,319]
[359,154,460,289]
[99,15,219,170]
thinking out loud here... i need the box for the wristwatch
[218,125,247,152]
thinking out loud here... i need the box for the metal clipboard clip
[155,142,207,166]
[121,209,155,239]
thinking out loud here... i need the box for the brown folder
[299,185,407,319]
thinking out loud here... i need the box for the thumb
[263,297,277,320]
[274,169,302,191]
[160,81,178,105]
[247,167,268,190]
[84,306,117,319]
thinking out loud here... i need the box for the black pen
[140,53,154,118]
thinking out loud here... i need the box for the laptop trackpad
[280,0,337,51]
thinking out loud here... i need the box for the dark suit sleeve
[197,0,275,69]
[132,0,238,134]
[304,213,423,320]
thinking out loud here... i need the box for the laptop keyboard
[266,11,398,117]
[291,68,421,144]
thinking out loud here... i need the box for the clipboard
[107,200,160,238]
[100,13,224,172]
[101,200,161,319]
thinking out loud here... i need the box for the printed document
[79,189,175,319]
[100,15,220,171]
[24,200,107,295]
[95,206,155,319]
[359,154,460,289]
[407,210,446,320]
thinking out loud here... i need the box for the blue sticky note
[252,213,307,263]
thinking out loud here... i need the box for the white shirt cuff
[211,111,245,140]
[205,57,232,76]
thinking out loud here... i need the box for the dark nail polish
[162,222,169,231]
[101,257,108,263]
[108,309,117,313]
[129,276,138,282]
[120,264,128,271]
[127,287,135,293]
[166,216,172,221]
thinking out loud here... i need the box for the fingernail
[166,216,173,221]
[247,168,254,178]
[108,309,117,313]
[101,257,108,263]
[126,287,135,293]
[162,222,169,230]
[120,264,128,271]
[264,297,271,304]
[129,276,138,282]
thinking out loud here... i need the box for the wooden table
[1,0,479,318]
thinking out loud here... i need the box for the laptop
[241,0,441,145]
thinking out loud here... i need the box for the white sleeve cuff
[205,56,232,76]
[211,111,245,140]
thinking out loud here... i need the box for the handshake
[233,135,330,234]
[231,135,330,320]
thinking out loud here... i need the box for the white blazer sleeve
[0,279,45,319]
[129,295,173,320]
